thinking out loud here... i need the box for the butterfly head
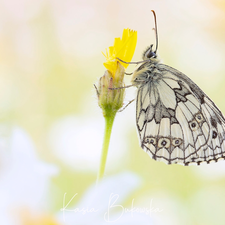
[131,11,160,85]
[142,44,157,61]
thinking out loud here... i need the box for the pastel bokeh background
[1,0,225,224]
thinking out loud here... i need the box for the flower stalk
[97,111,116,181]
[96,28,137,182]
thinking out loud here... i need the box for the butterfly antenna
[151,10,158,54]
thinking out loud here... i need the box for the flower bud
[97,62,125,117]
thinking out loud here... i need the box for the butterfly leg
[108,84,135,90]
[118,99,135,112]
[117,57,150,65]
[125,72,133,75]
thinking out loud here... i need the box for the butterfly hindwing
[136,63,225,165]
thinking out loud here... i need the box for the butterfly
[129,11,225,165]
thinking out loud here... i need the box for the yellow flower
[96,29,137,180]
[97,28,137,117]
[103,28,137,76]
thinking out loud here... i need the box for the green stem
[97,112,116,183]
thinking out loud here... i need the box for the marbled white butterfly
[128,11,225,165]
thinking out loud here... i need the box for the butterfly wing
[136,64,225,165]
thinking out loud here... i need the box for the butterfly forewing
[134,63,225,165]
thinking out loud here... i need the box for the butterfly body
[132,46,225,165]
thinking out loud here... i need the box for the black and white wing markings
[159,65,225,165]
[200,97,225,160]
[136,64,225,165]
[136,69,186,164]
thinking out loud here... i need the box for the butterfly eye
[158,138,170,148]
[195,113,204,123]
[146,51,156,59]
[144,44,157,59]
[172,138,182,147]
[189,120,199,131]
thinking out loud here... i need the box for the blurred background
[1,0,225,224]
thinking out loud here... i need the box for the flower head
[97,29,137,117]
[103,28,137,76]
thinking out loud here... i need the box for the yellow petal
[103,28,137,76]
